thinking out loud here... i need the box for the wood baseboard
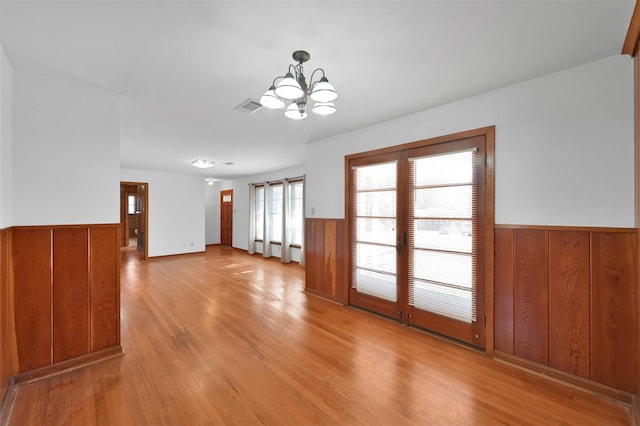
[0,377,16,426]
[632,395,639,426]
[305,287,347,305]
[494,351,634,405]
[14,346,123,386]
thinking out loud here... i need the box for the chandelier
[259,50,338,120]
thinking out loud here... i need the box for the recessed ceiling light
[191,159,215,168]
[205,177,217,186]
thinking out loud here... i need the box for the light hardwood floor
[7,245,632,425]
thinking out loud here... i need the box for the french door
[348,135,487,347]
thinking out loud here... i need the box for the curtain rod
[249,175,305,186]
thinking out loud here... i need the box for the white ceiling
[0,1,635,180]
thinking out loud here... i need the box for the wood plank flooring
[7,246,632,425]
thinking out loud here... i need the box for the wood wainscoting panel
[513,229,549,365]
[0,229,12,406]
[53,228,90,363]
[89,225,120,352]
[494,228,514,354]
[548,231,590,378]
[305,218,347,304]
[13,229,52,372]
[591,232,638,393]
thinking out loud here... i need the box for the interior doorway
[120,182,149,259]
[220,189,233,247]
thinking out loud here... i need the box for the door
[349,152,405,320]
[220,189,233,247]
[348,134,487,348]
[406,137,485,346]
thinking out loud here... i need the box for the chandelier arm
[308,68,327,91]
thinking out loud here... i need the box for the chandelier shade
[259,86,285,110]
[284,102,308,120]
[310,77,338,103]
[260,51,338,120]
[274,72,304,100]
[312,102,336,116]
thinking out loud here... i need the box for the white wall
[121,168,205,257]
[212,165,306,252]
[307,55,634,228]
[12,71,120,226]
[0,42,12,228]
[204,180,220,245]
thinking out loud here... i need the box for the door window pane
[357,191,396,217]
[414,186,472,218]
[356,243,396,274]
[414,219,472,253]
[356,218,396,245]
[414,151,472,186]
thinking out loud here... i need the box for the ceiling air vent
[235,99,262,114]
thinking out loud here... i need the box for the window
[250,178,305,257]
[255,186,264,241]
[270,184,283,243]
[289,181,304,246]
[128,195,136,214]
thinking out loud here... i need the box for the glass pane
[356,243,396,274]
[289,182,304,245]
[270,185,283,242]
[357,218,396,245]
[413,250,472,289]
[127,195,136,214]
[414,151,472,186]
[414,220,472,253]
[355,268,397,302]
[411,279,472,323]
[414,186,472,218]
[255,187,264,240]
[357,191,396,217]
[356,162,396,191]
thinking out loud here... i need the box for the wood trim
[495,223,635,233]
[345,126,496,160]
[622,1,640,56]
[484,128,496,355]
[495,351,635,405]
[0,228,14,424]
[0,377,15,426]
[13,346,123,385]
[632,395,639,426]
[120,181,149,260]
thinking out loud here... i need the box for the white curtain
[281,179,292,263]
[262,181,272,258]
[248,183,256,255]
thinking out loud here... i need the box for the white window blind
[408,149,478,323]
[352,161,398,302]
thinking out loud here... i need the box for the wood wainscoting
[494,225,638,396]
[304,218,347,304]
[12,224,122,376]
[0,228,13,416]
